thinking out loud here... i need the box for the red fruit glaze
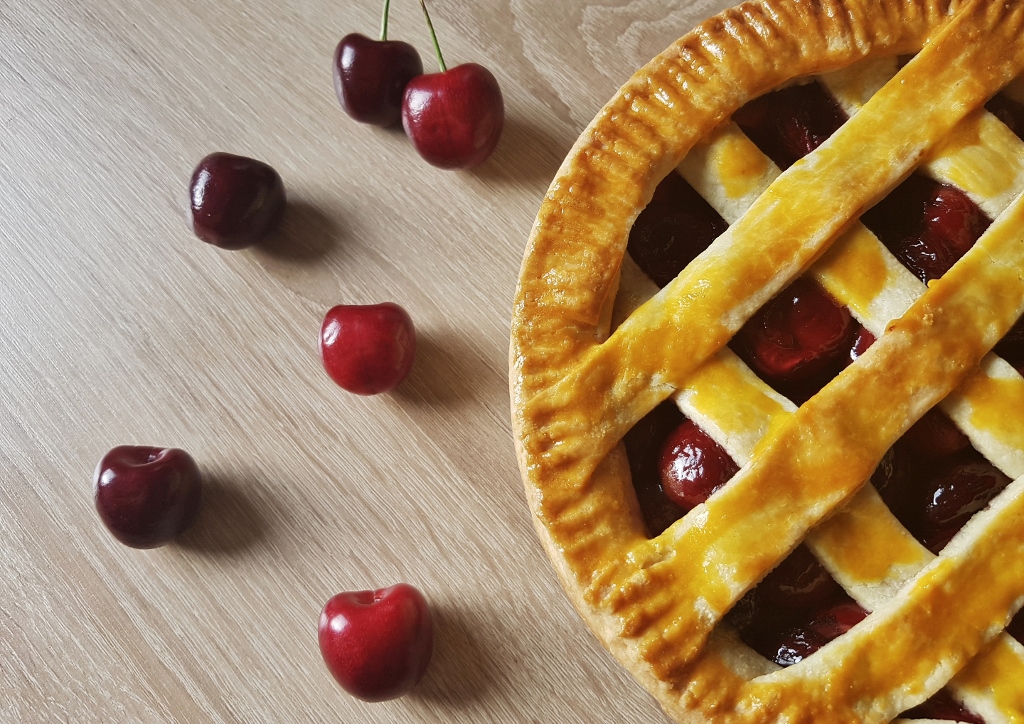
[733,278,855,402]
[732,82,847,170]
[658,419,738,511]
[846,326,875,366]
[625,401,686,536]
[759,545,842,610]
[913,458,1010,553]
[753,601,868,667]
[318,584,433,701]
[628,174,728,288]
[189,152,286,249]
[862,175,990,283]
[334,33,423,127]
[319,303,416,395]
[402,63,504,169]
[93,446,202,548]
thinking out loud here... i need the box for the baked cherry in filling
[731,277,859,404]
[658,419,739,511]
[620,80,1024,720]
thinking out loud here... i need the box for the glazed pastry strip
[520,2,1024,517]
[600,188,1024,686]
[740,473,1024,722]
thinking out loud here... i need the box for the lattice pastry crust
[510,0,1024,721]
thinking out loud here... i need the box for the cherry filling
[624,401,687,536]
[862,174,991,284]
[658,419,738,511]
[628,173,728,287]
[732,82,847,170]
[732,278,860,404]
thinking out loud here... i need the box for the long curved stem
[380,0,391,41]
[418,0,447,72]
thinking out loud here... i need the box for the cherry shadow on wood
[176,473,270,557]
[412,601,498,708]
[469,114,570,187]
[395,328,497,409]
[252,200,343,265]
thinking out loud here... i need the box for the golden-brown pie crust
[510,0,1024,720]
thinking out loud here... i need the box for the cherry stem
[380,0,391,41]
[417,0,447,72]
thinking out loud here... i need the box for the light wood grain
[1,0,733,720]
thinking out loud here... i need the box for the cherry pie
[510,0,1024,720]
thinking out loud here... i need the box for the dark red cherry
[334,33,423,127]
[189,153,286,249]
[733,278,855,402]
[987,93,1024,139]
[93,446,202,548]
[658,419,739,511]
[768,602,867,667]
[624,401,686,536]
[846,326,875,366]
[628,203,728,288]
[994,317,1024,368]
[1008,608,1024,645]
[725,590,762,632]
[871,446,914,516]
[863,175,990,283]
[759,545,842,610]
[898,408,971,463]
[902,689,985,724]
[402,63,504,169]
[733,83,847,170]
[914,458,1011,553]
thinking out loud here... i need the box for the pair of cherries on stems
[335,0,504,169]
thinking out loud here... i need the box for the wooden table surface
[2,0,732,720]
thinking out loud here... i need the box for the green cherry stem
[418,0,447,72]
[380,0,392,41]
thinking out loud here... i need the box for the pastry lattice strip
[610,52,1024,724]
[531,6,1024,721]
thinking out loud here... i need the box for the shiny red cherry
[733,278,855,402]
[759,545,842,610]
[318,583,433,701]
[402,63,503,169]
[334,32,422,127]
[760,601,867,667]
[319,302,416,395]
[401,0,502,169]
[913,458,1010,553]
[863,175,990,283]
[624,401,687,536]
[189,152,285,249]
[658,419,739,511]
[846,326,875,366]
[733,83,847,170]
[93,446,202,548]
